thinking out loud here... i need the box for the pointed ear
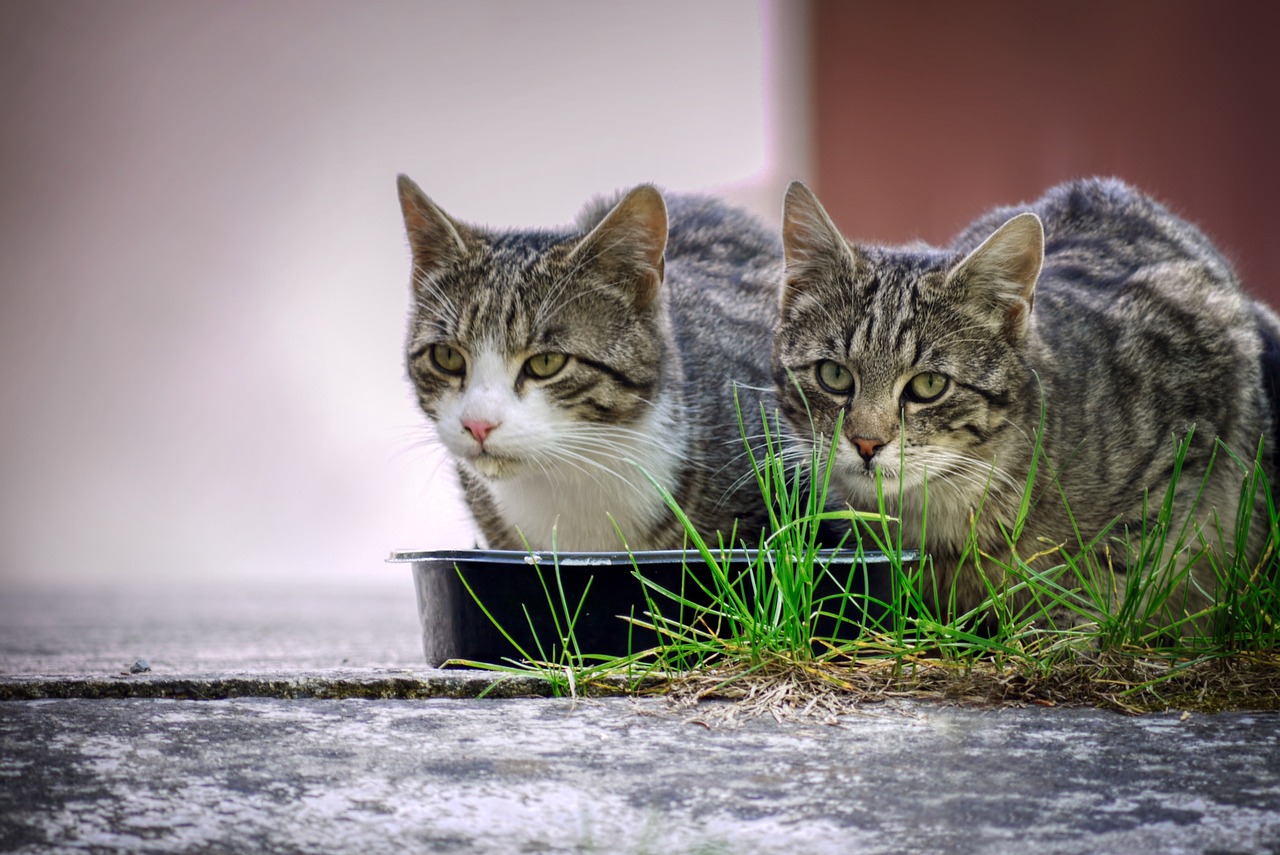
[944,212,1043,340]
[568,184,667,309]
[397,174,473,279]
[780,181,856,313]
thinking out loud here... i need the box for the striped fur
[774,178,1278,628]
[398,176,781,551]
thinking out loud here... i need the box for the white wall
[0,1,809,589]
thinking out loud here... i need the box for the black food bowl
[390,548,911,667]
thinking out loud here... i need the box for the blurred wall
[0,1,809,589]
[811,1,1280,303]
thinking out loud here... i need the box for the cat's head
[772,181,1044,506]
[397,175,671,483]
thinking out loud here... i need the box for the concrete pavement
[2,578,1278,853]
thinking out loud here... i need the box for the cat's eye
[816,360,854,394]
[430,344,466,376]
[524,352,568,379]
[905,372,949,403]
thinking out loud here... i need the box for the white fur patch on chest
[487,398,686,551]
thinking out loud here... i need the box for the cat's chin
[831,461,928,506]
[467,453,526,480]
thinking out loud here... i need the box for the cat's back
[664,193,782,275]
[664,192,781,344]
[1039,179,1237,288]
[959,178,1240,301]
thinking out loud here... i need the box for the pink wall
[812,1,1280,302]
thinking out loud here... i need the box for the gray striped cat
[774,177,1279,628]
[397,176,780,552]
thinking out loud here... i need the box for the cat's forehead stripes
[826,252,941,369]
[422,232,582,351]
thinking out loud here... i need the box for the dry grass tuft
[652,650,1280,724]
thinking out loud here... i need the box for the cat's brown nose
[463,419,497,444]
[850,436,885,463]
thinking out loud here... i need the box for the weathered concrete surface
[2,697,1279,854]
[3,580,1280,853]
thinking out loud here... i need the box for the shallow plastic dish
[389,548,913,667]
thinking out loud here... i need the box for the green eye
[430,344,466,376]
[905,372,949,403]
[524,352,568,379]
[816,360,854,394]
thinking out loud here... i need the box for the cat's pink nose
[462,419,497,444]
[851,436,885,463]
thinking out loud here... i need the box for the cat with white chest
[397,177,783,552]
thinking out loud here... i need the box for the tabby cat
[397,176,781,552]
[773,177,1279,627]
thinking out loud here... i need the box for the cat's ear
[568,184,667,310]
[781,181,856,313]
[397,174,474,279]
[944,212,1043,340]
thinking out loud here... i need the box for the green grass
[452,401,1280,714]
[444,528,656,698]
